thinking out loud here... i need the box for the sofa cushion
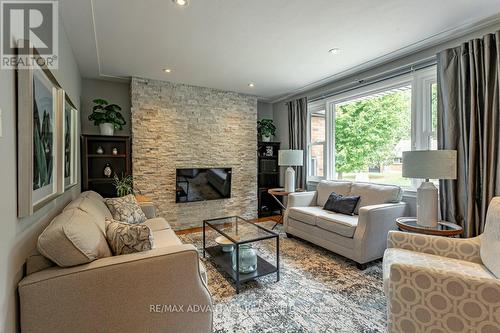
[481,197,500,278]
[105,219,154,255]
[349,182,403,214]
[316,212,358,238]
[288,206,326,226]
[37,209,112,267]
[323,192,360,216]
[152,229,183,248]
[316,180,352,207]
[383,248,494,295]
[64,196,112,233]
[104,194,147,225]
[142,217,171,231]
[80,190,104,203]
[26,249,55,275]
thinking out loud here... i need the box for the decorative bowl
[215,236,235,252]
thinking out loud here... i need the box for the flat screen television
[176,168,232,203]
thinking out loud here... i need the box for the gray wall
[0,18,82,333]
[257,101,273,120]
[80,79,131,135]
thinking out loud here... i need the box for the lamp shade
[278,150,303,166]
[402,150,457,179]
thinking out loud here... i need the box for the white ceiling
[60,0,500,101]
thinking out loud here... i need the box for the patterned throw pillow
[105,218,154,255]
[104,194,147,224]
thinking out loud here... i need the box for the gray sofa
[18,191,212,333]
[284,180,407,267]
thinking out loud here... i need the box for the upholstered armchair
[383,197,500,333]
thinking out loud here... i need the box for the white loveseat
[284,180,407,267]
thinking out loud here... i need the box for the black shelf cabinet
[257,141,281,217]
[81,135,131,198]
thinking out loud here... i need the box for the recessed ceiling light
[248,83,255,88]
[172,0,188,6]
[163,68,172,73]
[328,48,340,54]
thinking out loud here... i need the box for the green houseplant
[257,119,276,142]
[88,98,126,136]
[113,174,134,197]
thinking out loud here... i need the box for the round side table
[396,217,463,237]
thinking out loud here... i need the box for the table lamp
[278,150,303,193]
[402,150,457,228]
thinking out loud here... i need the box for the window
[306,66,437,190]
[307,104,326,180]
[334,84,412,187]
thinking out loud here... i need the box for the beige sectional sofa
[18,191,212,333]
[284,180,407,267]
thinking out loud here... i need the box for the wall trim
[268,13,500,103]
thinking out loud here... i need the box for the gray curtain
[437,31,500,237]
[287,97,308,189]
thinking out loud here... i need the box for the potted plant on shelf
[113,174,134,197]
[88,98,126,136]
[257,119,276,142]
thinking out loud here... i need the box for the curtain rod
[305,57,437,103]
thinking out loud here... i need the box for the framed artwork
[62,93,78,189]
[17,45,63,217]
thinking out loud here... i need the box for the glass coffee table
[203,216,279,294]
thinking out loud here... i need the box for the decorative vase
[96,146,104,155]
[262,135,271,142]
[103,163,113,178]
[112,147,118,155]
[99,123,114,136]
[232,244,257,273]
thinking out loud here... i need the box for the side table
[267,188,304,229]
[395,217,463,237]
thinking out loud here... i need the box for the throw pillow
[104,194,147,224]
[323,192,361,216]
[105,218,154,255]
[38,209,112,267]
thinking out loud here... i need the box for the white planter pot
[262,135,271,142]
[99,123,114,136]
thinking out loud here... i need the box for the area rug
[179,221,386,333]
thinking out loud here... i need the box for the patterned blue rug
[179,221,386,333]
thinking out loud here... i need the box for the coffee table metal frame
[203,216,279,294]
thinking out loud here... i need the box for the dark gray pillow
[323,192,360,216]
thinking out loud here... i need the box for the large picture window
[306,66,437,190]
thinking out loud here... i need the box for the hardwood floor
[175,215,281,235]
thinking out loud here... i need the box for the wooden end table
[267,188,304,229]
[396,217,463,237]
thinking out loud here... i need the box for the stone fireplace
[131,78,258,230]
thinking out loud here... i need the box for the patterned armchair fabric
[383,196,500,333]
[387,262,500,333]
[387,231,483,263]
